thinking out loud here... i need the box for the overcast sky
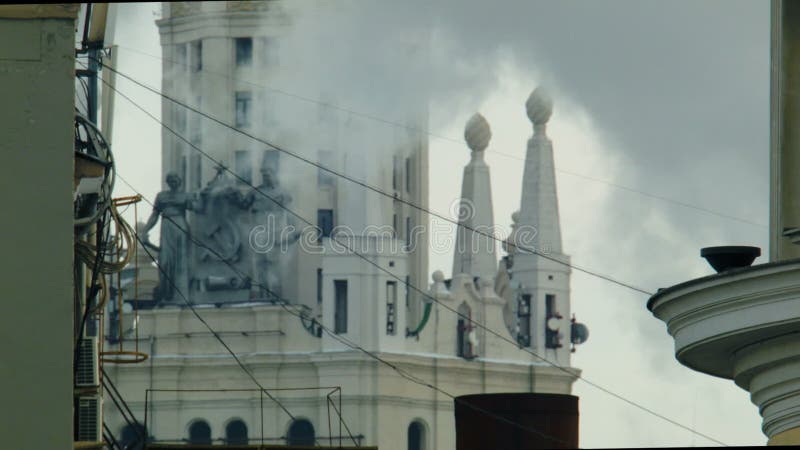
[107,1,770,447]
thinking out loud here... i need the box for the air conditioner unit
[75,336,99,387]
[76,395,103,443]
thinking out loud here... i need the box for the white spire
[509,88,572,365]
[452,113,497,281]
[516,88,562,255]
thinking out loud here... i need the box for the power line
[100,73,728,446]
[125,226,298,423]
[95,59,653,296]
[116,44,765,229]
[115,173,577,449]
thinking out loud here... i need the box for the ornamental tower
[508,88,573,366]
[452,113,497,281]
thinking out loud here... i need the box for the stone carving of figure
[196,165,243,263]
[142,172,194,303]
[241,166,298,299]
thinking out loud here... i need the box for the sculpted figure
[242,166,298,298]
[196,165,243,263]
[142,172,194,303]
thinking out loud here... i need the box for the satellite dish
[571,322,589,345]
[546,316,561,331]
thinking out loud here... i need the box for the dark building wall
[455,393,579,450]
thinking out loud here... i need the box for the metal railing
[144,387,359,448]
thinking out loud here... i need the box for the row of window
[324,277,408,336]
[515,292,561,349]
[174,36,279,72]
[121,418,426,448]
[120,418,313,447]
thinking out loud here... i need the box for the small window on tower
[174,105,187,133]
[317,209,334,239]
[316,269,323,305]
[189,96,201,145]
[262,150,279,174]
[190,40,202,72]
[235,37,253,66]
[392,155,401,191]
[457,303,475,359]
[234,150,252,184]
[317,150,335,187]
[405,216,412,250]
[334,280,348,334]
[258,36,279,67]
[386,281,397,335]
[175,43,187,71]
[191,154,202,190]
[517,294,531,347]
[235,91,252,128]
[405,157,412,193]
[545,293,562,349]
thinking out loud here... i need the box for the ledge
[648,258,800,379]
[648,258,800,438]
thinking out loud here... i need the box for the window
[386,281,397,335]
[392,155,401,191]
[258,36,279,67]
[545,294,561,349]
[408,421,425,450]
[188,420,211,445]
[191,154,202,190]
[190,40,202,72]
[234,150,252,184]
[225,419,248,445]
[517,294,531,347]
[175,105,187,133]
[175,43,187,71]
[235,91,252,128]
[334,280,348,334]
[180,156,187,189]
[235,37,253,66]
[405,157,412,193]
[287,419,315,446]
[317,209,334,239]
[405,216,412,249]
[262,149,279,173]
[457,303,474,358]
[316,268,323,304]
[318,150,335,187]
[189,96,201,145]
[120,424,147,450]
[405,275,410,308]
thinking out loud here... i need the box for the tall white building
[105,2,586,449]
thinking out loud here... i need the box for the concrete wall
[0,5,78,449]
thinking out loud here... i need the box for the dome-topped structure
[464,113,492,152]
[526,87,553,127]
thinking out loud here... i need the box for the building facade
[105,2,586,449]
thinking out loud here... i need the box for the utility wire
[123,224,298,422]
[100,73,729,446]
[94,59,653,296]
[115,173,576,449]
[116,44,765,229]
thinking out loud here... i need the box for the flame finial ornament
[464,113,492,153]
[526,87,553,133]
